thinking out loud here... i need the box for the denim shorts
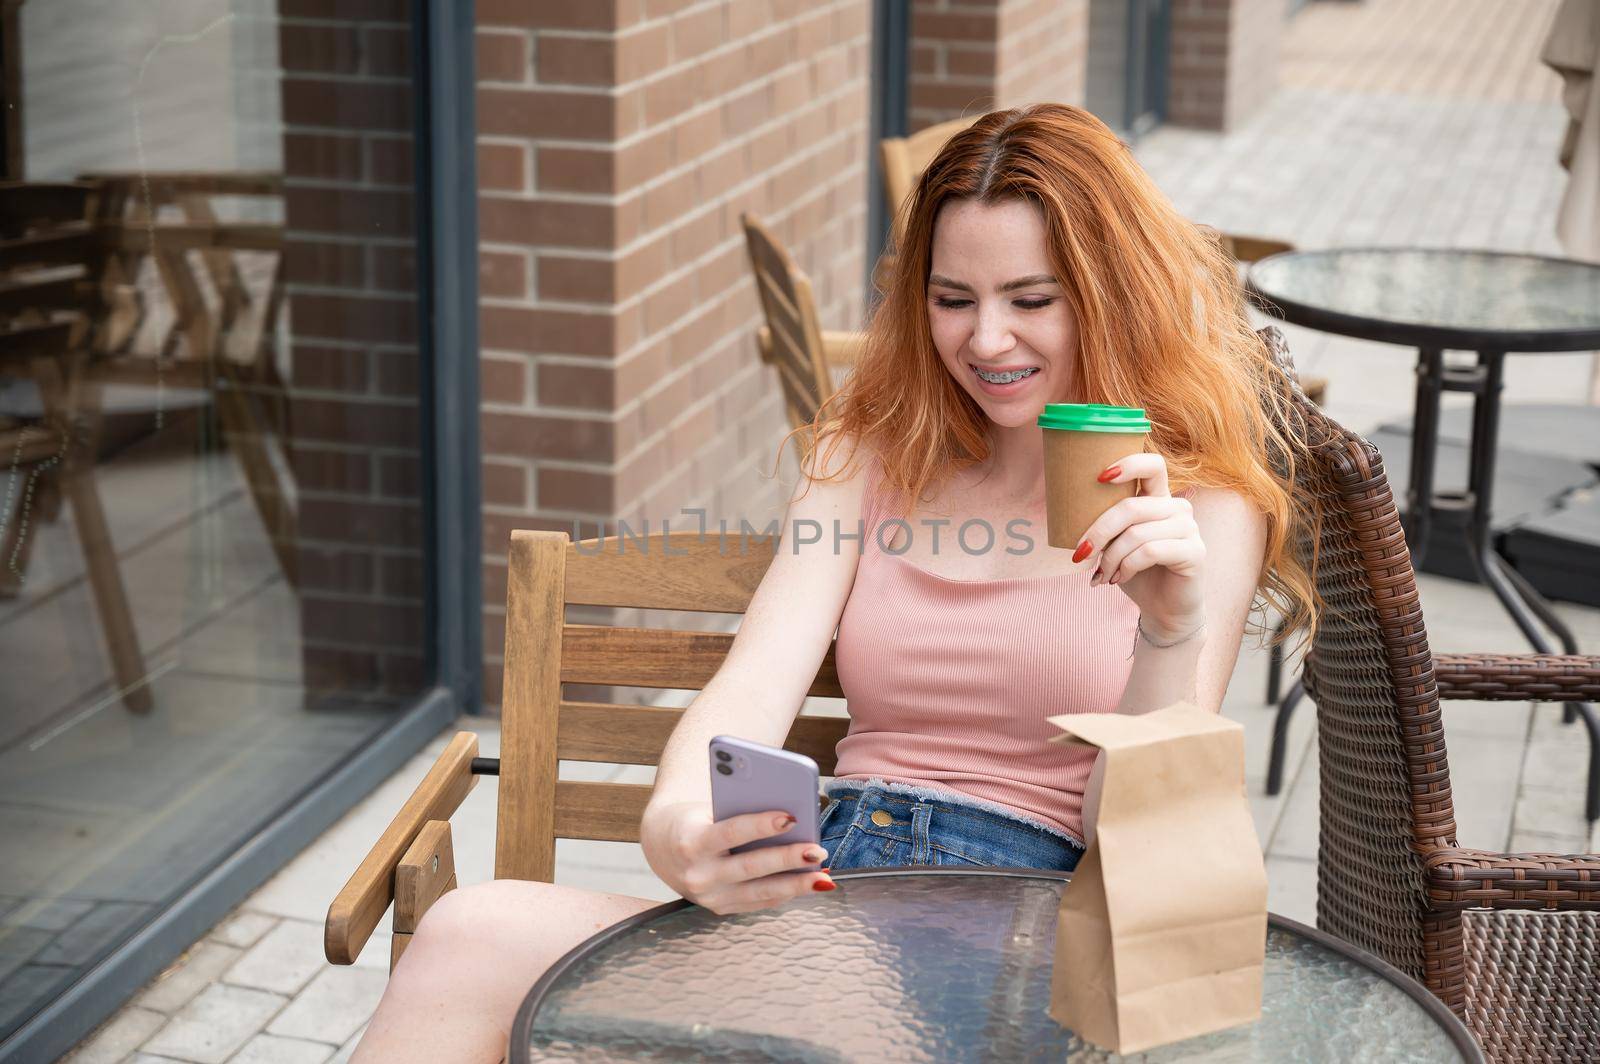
[819,779,1084,872]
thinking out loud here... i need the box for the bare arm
[646,447,868,813]
[1112,487,1268,715]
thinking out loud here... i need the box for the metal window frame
[866,0,909,296]
[0,0,480,1058]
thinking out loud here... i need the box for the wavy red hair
[797,103,1316,638]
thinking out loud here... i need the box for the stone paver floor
[67,0,1600,1059]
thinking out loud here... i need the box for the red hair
[798,103,1316,637]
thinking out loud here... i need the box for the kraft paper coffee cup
[1037,404,1152,550]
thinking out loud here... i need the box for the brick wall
[278,0,426,700]
[474,0,872,707]
[1167,0,1283,131]
[908,0,1089,131]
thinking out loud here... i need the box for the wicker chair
[1263,325,1600,1061]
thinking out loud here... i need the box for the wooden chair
[740,212,864,430]
[0,181,152,711]
[1260,324,1600,1062]
[82,172,296,586]
[324,528,850,970]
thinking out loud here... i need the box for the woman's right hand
[640,800,835,915]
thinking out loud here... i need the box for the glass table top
[514,870,1479,1063]
[1247,249,1600,350]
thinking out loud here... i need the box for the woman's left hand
[1074,452,1205,642]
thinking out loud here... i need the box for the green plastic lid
[1036,403,1151,433]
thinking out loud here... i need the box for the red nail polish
[813,879,836,892]
[778,815,796,828]
[1097,466,1121,484]
[819,867,831,873]
[1072,540,1093,563]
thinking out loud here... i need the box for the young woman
[352,103,1313,1063]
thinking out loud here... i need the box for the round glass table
[509,869,1483,1062]
[1248,248,1600,818]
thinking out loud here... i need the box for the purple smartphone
[709,735,822,868]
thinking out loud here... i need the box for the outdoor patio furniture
[323,526,851,970]
[1256,324,1600,1060]
[81,171,296,587]
[1250,249,1600,822]
[510,870,1484,1062]
[0,180,152,712]
[741,212,863,430]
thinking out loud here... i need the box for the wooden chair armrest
[389,819,458,970]
[1433,653,1600,702]
[820,330,864,369]
[1425,847,1600,910]
[756,325,774,365]
[324,731,480,964]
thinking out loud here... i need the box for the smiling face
[926,197,1080,429]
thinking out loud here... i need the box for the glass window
[0,0,430,1039]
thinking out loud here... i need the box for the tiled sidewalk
[67,0,1598,1060]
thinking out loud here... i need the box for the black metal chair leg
[1266,679,1306,797]
[1266,634,1285,705]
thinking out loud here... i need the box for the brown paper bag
[1045,702,1267,1054]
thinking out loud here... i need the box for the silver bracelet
[1136,617,1206,649]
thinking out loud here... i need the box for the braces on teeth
[976,367,1037,384]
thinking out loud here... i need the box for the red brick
[478,142,527,191]
[914,11,1001,40]
[538,466,614,511]
[479,249,528,298]
[537,254,614,302]
[372,349,421,396]
[285,133,363,182]
[478,86,615,141]
[283,78,412,131]
[536,33,615,86]
[284,239,366,287]
[280,23,361,75]
[368,137,414,186]
[478,195,614,249]
[370,244,418,292]
[298,547,376,594]
[382,554,427,597]
[281,0,405,18]
[538,361,616,410]
[291,445,373,493]
[481,354,527,404]
[293,293,418,344]
[536,145,616,193]
[295,397,420,447]
[483,460,529,507]
[477,29,529,82]
[480,410,615,461]
[364,26,412,76]
[303,589,423,640]
[286,186,413,237]
[480,304,615,356]
[617,23,673,82]
[378,454,422,497]
[643,270,695,334]
[671,4,724,62]
[477,0,636,31]
[292,344,369,392]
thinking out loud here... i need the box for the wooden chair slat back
[0,274,83,318]
[564,531,775,612]
[558,701,845,775]
[880,116,979,243]
[0,320,73,360]
[499,529,847,879]
[560,624,844,696]
[740,212,832,429]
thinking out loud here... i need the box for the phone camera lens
[715,763,733,776]
[715,750,732,763]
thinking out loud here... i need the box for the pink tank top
[832,460,1140,842]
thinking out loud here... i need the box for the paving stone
[232,1033,336,1063]
[62,1006,167,1064]
[143,984,288,1064]
[209,910,280,950]
[224,918,327,996]
[0,925,51,982]
[266,966,386,1046]
[1265,855,1318,927]
[7,897,95,932]
[136,940,245,1014]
